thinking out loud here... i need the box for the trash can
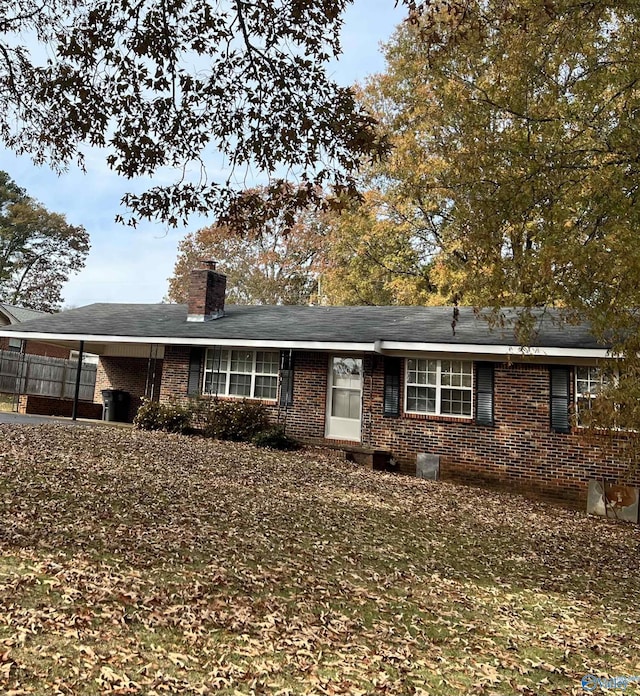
[101,389,131,422]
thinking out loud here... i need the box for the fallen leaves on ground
[0,424,638,695]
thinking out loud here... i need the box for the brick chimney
[187,260,226,322]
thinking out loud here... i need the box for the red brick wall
[95,356,163,422]
[367,359,640,502]
[18,394,103,419]
[156,347,639,502]
[23,340,71,359]
[278,351,328,438]
[158,346,191,402]
[188,270,226,318]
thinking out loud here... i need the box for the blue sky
[1,0,405,307]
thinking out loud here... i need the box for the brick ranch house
[0,265,637,503]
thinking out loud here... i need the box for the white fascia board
[0,330,611,359]
[0,330,373,353]
[377,340,611,359]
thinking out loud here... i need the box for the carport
[0,327,163,422]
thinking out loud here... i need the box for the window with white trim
[575,366,611,423]
[203,349,279,400]
[405,359,473,417]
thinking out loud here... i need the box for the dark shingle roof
[0,303,603,349]
[0,303,48,324]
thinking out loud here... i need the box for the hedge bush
[134,397,292,446]
[133,399,190,433]
[200,399,269,442]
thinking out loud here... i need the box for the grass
[0,423,638,695]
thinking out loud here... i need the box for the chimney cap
[198,259,217,270]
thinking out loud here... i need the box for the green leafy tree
[0,171,89,311]
[167,188,325,305]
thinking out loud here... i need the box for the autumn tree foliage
[0,172,89,311]
[365,1,640,318]
[320,191,440,306]
[360,1,640,439]
[167,189,325,305]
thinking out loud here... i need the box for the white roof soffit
[376,340,610,359]
[0,330,611,358]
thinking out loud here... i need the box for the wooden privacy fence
[0,349,97,402]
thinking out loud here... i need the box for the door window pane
[332,357,362,389]
[332,389,361,419]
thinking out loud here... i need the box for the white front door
[326,356,363,441]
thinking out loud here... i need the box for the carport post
[71,340,84,421]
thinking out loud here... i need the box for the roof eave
[0,329,611,359]
[377,340,609,359]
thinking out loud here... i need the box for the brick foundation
[18,394,103,419]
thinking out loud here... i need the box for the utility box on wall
[417,453,440,480]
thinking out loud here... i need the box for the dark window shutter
[187,347,204,396]
[476,362,494,426]
[550,366,571,433]
[279,350,294,408]
[383,357,402,417]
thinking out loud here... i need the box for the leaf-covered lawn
[0,425,638,695]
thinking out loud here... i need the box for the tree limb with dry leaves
[0,1,434,226]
